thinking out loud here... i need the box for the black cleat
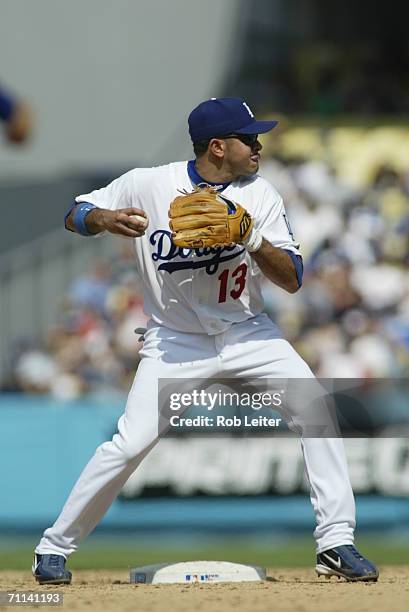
[316,545,379,582]
[32,553,72,585]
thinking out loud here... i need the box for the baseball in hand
[130,214,149,230]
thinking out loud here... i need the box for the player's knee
[111,429,158,463]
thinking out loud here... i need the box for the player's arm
[0,87,32,144]
[65,203,148,238]
[248,240,302,294]
[244,186,302,293]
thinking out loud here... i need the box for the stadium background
[1,0,408,571]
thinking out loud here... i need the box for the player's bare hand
[96,208,148,237]
[6,101,33,144]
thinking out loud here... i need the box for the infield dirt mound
[1,566,408,612]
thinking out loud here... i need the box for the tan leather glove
[169,186,253,248]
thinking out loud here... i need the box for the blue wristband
[64,201,77,230]
[72,202,97,236]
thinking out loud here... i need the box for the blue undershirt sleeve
[0,88,15,122]
[283,249,303,288]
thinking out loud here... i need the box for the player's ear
[208,138,226,159]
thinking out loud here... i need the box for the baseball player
[0,84,32,144]
[33,98,378,584]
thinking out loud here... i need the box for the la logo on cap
[243,102,254,118]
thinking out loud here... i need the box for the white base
[130,560,266,584]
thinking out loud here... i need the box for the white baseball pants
[36,313,355,556]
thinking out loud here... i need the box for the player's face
[223,134,262,178]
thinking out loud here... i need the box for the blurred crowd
[5,154,409,398]
[8,249,148,399]
[262,43,409,116]
[261,156,409,378]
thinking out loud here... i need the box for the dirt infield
[1,567,408,612]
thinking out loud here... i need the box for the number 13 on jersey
[218,263,248,303]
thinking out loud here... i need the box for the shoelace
[344,546,364,561]
[49,555,63,567]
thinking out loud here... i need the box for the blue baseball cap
[188,97,278,143]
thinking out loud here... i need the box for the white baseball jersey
[76,161,300,335]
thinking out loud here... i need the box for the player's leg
[34,325,219,580]
[35,357,165,560]
[220,314,378,580]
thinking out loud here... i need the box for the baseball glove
[169,186,253,248]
